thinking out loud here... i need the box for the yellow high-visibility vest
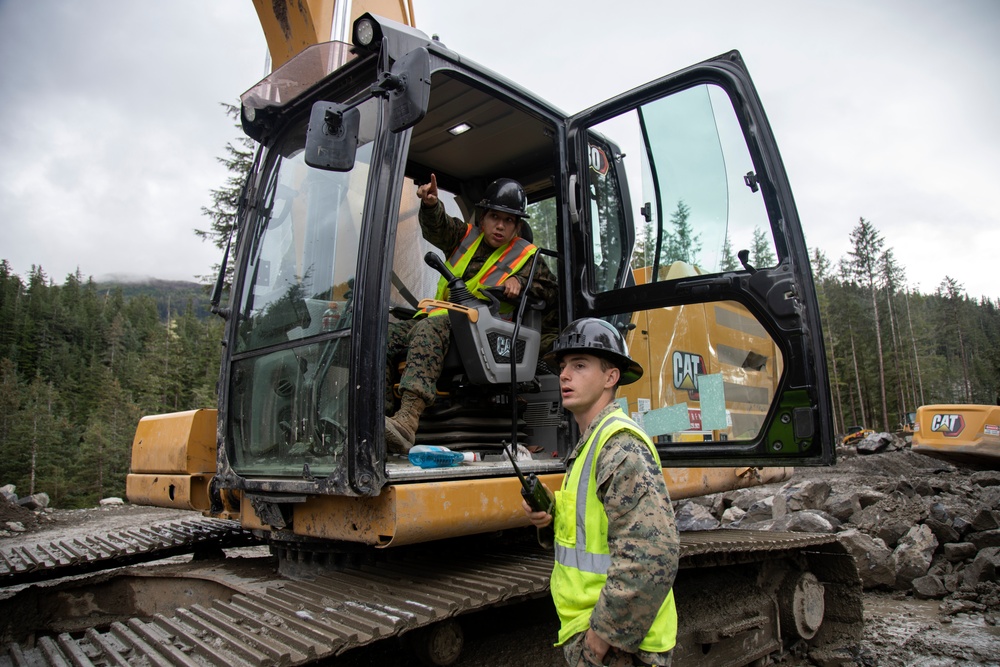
[551,409,677,651]
[420,224,536,318]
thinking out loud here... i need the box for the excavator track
[0,518,260,587]
[1,530,862,667]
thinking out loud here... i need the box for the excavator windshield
[228,97,379,477]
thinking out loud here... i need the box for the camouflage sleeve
[418,201,468,255]
[512,253,559,308]
[588,431,679,652]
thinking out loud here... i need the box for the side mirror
[304,102,360,171]
[388,47,431,132]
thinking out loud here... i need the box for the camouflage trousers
[386,315,451,410]
[562,632,672,667]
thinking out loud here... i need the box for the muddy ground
[3,448,999,666]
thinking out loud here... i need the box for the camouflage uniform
[386,201,558,406]
[559,402,679,667]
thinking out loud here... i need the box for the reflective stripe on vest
[419,223,537,318]
[554,415,638,573]
[550,408,676,651]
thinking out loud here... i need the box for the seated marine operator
[385,174,559,453]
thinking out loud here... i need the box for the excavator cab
[140,13,834,542]
[217,13,835,500]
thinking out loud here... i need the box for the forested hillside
[1,216,998,509]
[0,262,222,508]
[812,242,1000,434]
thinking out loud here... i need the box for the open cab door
[565,51,834,468]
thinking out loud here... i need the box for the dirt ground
[3,451,1000,666]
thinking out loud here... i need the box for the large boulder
[963,547,1000,587]
[686,493,725,517]
[743,496,775,524]
[928,502,951,524]
[17,493,49,511]
[727,488,772,512]
[851,491,928,548]
[969,529,1000,551]
[970,471,1000,488]
[912,574,949,599]
[838,528,895,589]
[0,484,16,502]
[892,524,939,589]
[943,542,978,563]
[772,480,831,517]
[770,510,839,534]
[856,432,905,455]
[923,517,960,546]
[721,506,745,526]
[855,488,886,509]
[824,491,862,522]
[971,509,1000,532]
[674,501,721,532]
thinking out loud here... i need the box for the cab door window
[570,64,831,465]
[585,83,776,290]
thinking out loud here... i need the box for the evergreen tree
[77,372,141,504]
[0,261,23,357]
[0,263,223,507]
[848,217,889,430]
[195,103,256,288]
[720,234,739,271]
[812,248,842,434]
[880,249,909,421]
[525,198,558,252]
[662,200,701,266]
[936,277,972,403]
[750,226,776,267]
[631,218,656,271]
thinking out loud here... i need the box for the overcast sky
[1,0,997,300]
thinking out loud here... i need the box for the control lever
[423,252,479,306]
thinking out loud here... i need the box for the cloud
[0,1,266,283]
[1,0,997,300]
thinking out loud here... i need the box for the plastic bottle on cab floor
[408,445,480,468]
[322,302,340,331]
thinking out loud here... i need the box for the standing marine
[524,317,679,666]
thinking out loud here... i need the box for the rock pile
[0,484,50,536]
[672,445,1000,622]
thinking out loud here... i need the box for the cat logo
[930,413,965,437]
[672,351,706,400]
[494,335,511,360]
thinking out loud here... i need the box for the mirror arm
[323,107,345,132]
[371,71,406,96]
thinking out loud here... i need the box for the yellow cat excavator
[0,3,863,666]
[912,403,1000,465]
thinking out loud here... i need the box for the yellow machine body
[619,263,782,443]
[912,404,1000,464]
[126,408,790,546]
[126,409,217,511]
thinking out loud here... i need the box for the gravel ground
[3,450,1000,666]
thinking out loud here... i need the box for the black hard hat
[476,178,530,219]
[544,317,643,385]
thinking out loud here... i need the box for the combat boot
[385,391,426,453]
